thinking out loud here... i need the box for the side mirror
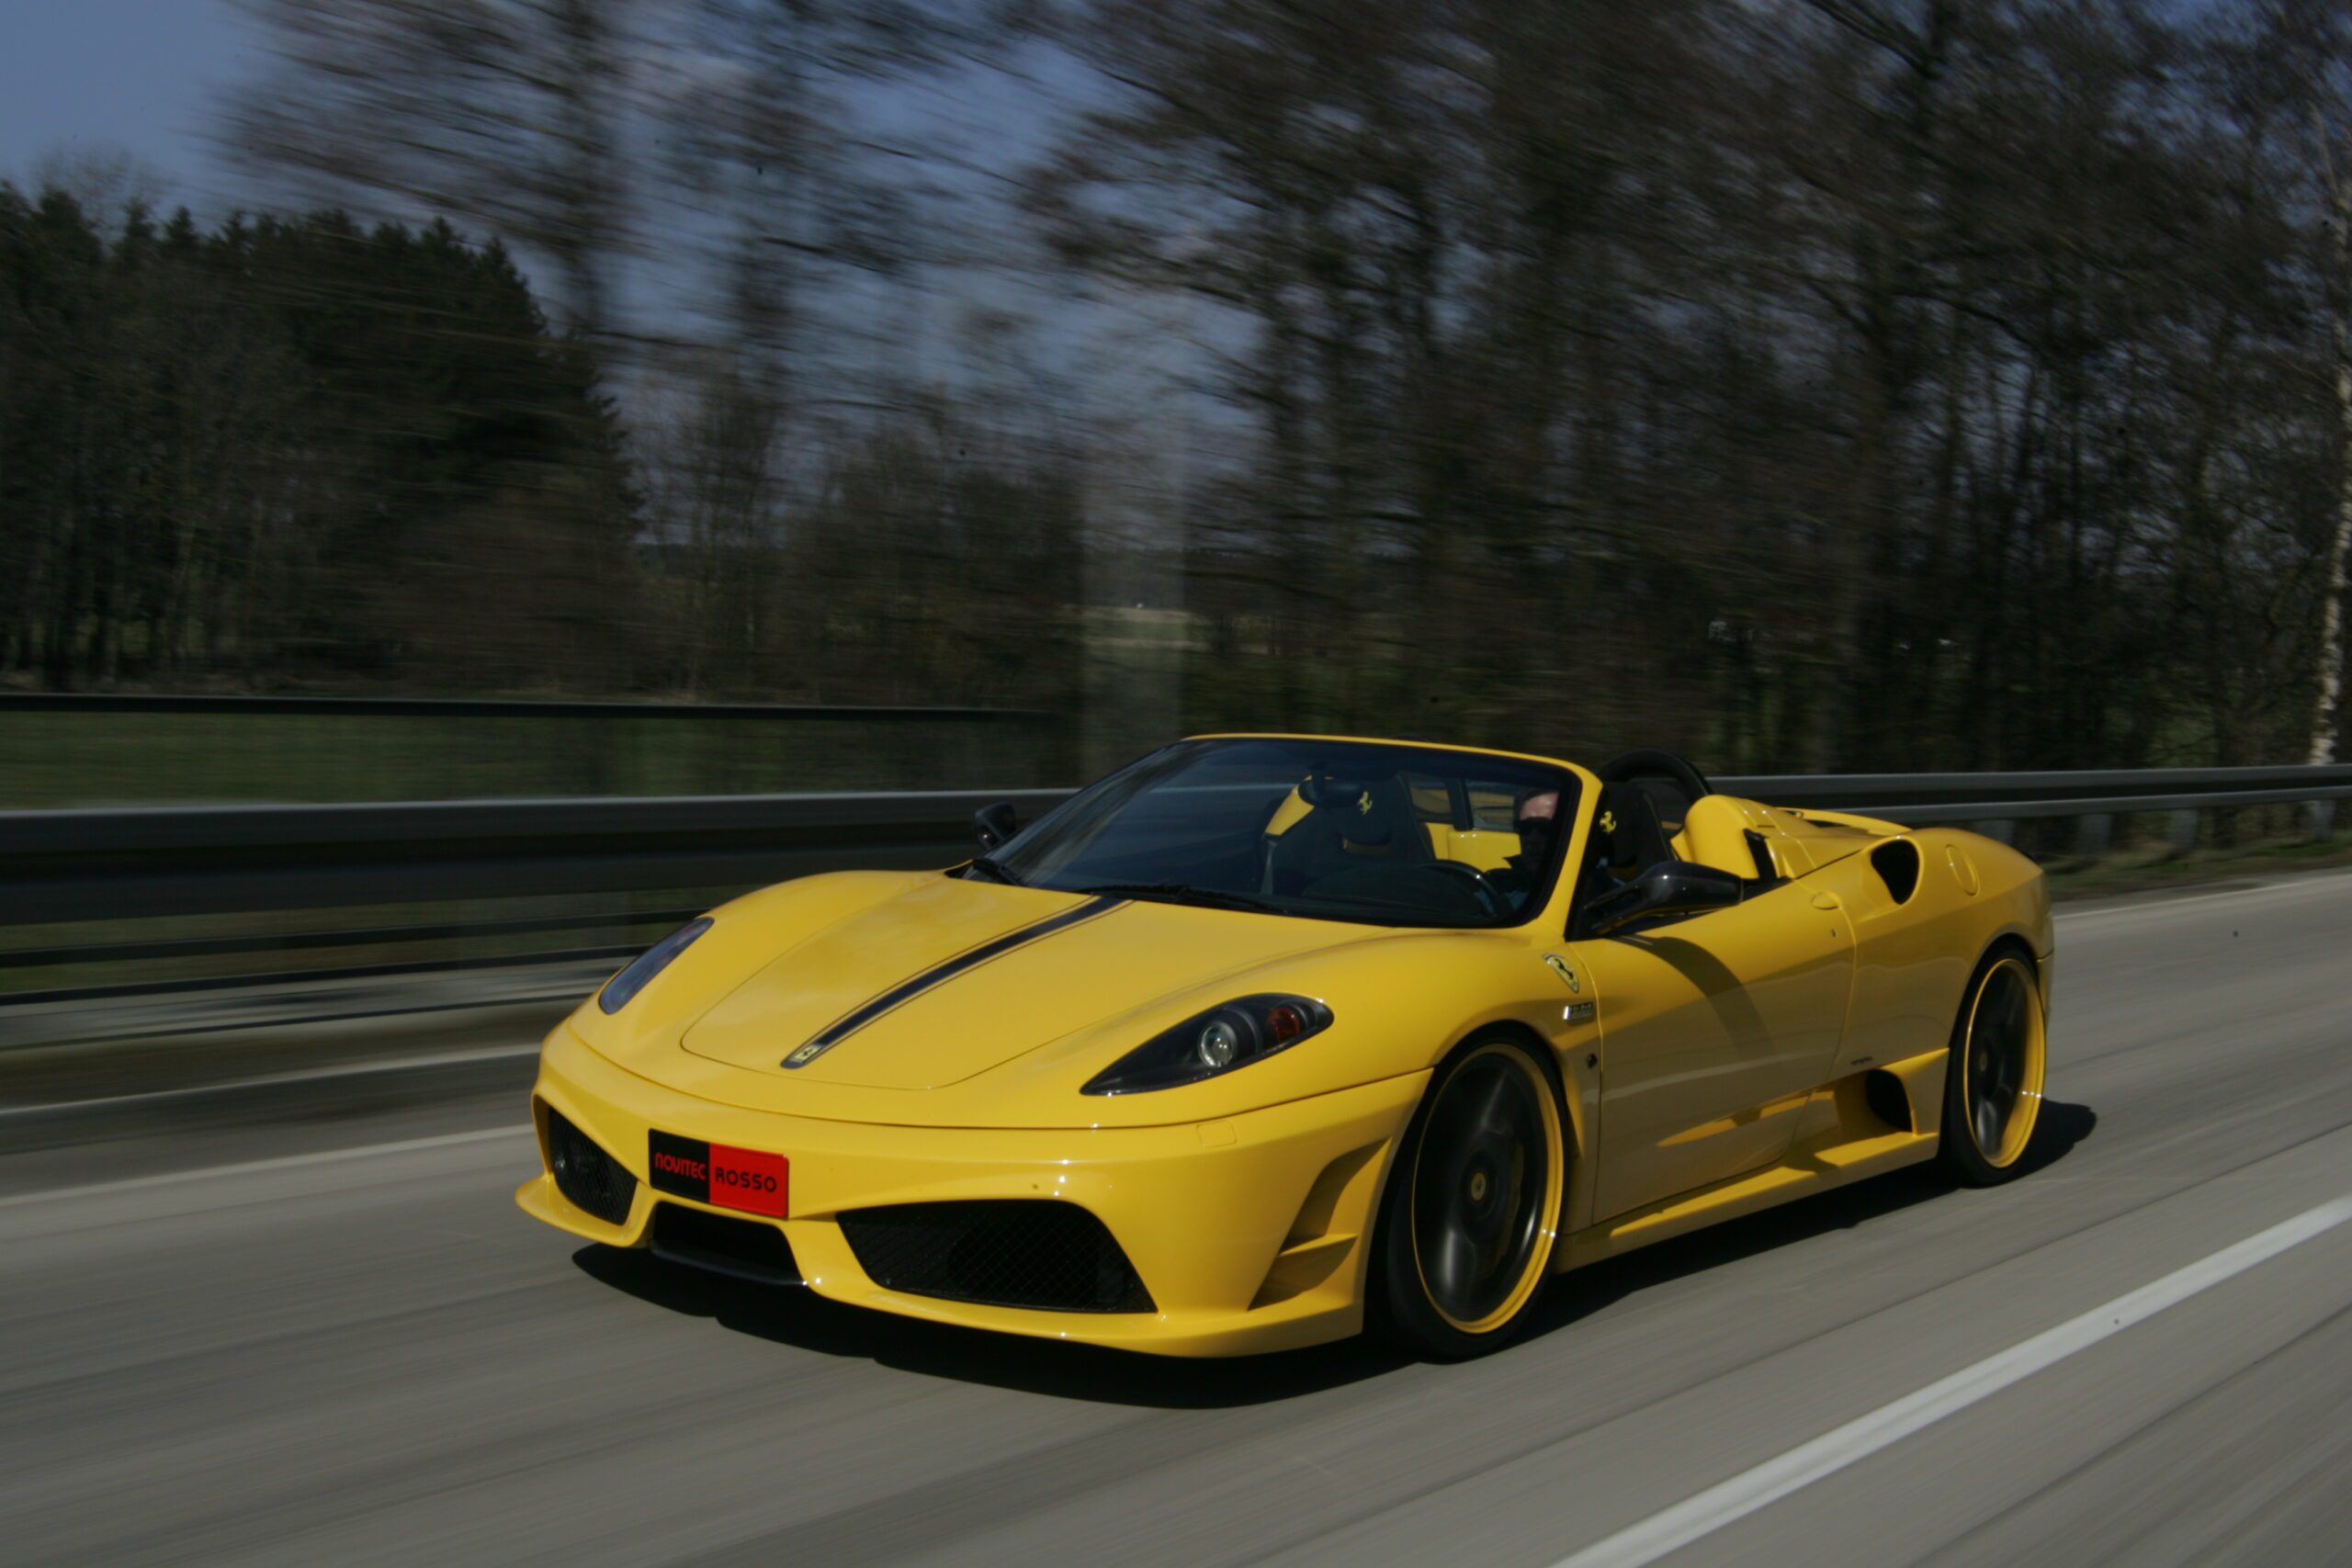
[974,802,1021,852]
[1583,860,1744,938]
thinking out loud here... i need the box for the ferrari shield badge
[1544,953,1579,993]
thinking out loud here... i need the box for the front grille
[650,1203,803,1285]
[544,1107,636,1225]
[839,1201,1155,1314]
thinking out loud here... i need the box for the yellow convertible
[518,736,2052,1359]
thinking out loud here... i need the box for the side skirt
[1558,1046,1947,1273]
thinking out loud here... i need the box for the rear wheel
[1939,949,2048,1185]
[1375,1034,1566,1358]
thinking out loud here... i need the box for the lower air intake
[839,1201,1155,1314]
[544,1106,637,1225]
[650,1203,802,1285]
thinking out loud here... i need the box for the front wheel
[1374,1034,1566,1358]
[1939,950,2049,1185]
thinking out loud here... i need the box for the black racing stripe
[781,896,1126,1068]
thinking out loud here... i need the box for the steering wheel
[1424,858,1512,918]
[1594,749,1713,820]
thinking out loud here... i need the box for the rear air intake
[839,1201,1156,1314]
[543,1106,637,1225]
[1870,839,1921,904]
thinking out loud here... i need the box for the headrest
[1600,783,1664,872]
[1299,774,1376,809]
[1630,776,1690,836]
[1594,750,1712,831]
[1299,773,1401,846]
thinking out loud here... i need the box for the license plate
[647,1130,788,1217]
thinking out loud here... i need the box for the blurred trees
[6,0,2352,776]
[231,0,639,349]
[0,196,632,688]
[1035,0,2352,772]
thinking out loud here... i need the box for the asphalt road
[5,871,2352,1566]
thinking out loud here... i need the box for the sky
[0,0,2260,209]
[1,0,258,205]
[0,0,1215,457]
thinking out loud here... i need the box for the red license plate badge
[648,1130,787,1217]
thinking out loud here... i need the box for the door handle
[1811,892,1841,911]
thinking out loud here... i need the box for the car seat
[1264,773,1431,897]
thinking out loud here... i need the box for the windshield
[987,738,1577,928]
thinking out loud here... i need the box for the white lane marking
[2057,869,2352,924]
[0,1124,529,1211]
[1555,1193,2352,1568]
[0,1043,538,1122]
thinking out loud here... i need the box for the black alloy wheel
[1376,1034,1566,1357]
[1940,950,2048,1184]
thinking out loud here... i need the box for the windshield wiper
[1072,881,1283,915]
[961,854,1024,886]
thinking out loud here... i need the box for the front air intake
[839,1201,1155,1314]
[650,1203,802,1285]
[544,1106,637,1225]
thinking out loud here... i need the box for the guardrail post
[2306,799,2339,840]
[2167,809,2199,854]
[2074,814,2112,856]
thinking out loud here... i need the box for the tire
[1939,946,2049,1186]
[1374,1033,1567,1359]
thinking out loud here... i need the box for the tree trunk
[2312,333,2352,836]
[2312,118,2352,839]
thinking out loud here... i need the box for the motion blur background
[7,0,2352,804]
[12,12,2352,1565]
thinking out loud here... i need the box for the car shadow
[571,1099,2095,1406]
[571,1243,1411,1408]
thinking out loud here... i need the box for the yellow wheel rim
[1962,956,2046,1168]
[1408,1042,1566,1336]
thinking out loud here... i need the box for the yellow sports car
[518,736,2052,1358]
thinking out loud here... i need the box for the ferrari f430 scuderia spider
[519,737,2051,1358]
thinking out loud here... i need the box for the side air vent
[1870,839,1921,904]
[1863,1069,1914,1134]
[544,1106,637,1225]
[839,1201,1156,1314]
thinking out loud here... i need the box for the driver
[1508,789,1559,875]
[1483,788,1559,904]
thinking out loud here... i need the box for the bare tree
[2313,109,2352,829]
[229,0,639,352]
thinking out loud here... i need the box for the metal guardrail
[0,788,1078,927]
[1,765,2346,992]
[0,693,1046,722]
[1731,765,2352,824]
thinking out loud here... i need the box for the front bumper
[517,1024,1425,1357]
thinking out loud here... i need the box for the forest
[5,0,2352,779]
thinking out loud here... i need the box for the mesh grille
[839,1201,1155,1314]
[650,1203,802,1285]
[544,1107,637,1225]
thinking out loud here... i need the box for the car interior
[1252,748,1791,928]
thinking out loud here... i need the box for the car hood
[675,874,1367,1091]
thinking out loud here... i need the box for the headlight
[1081,994,1332,1095]
[597,918,714,1015]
